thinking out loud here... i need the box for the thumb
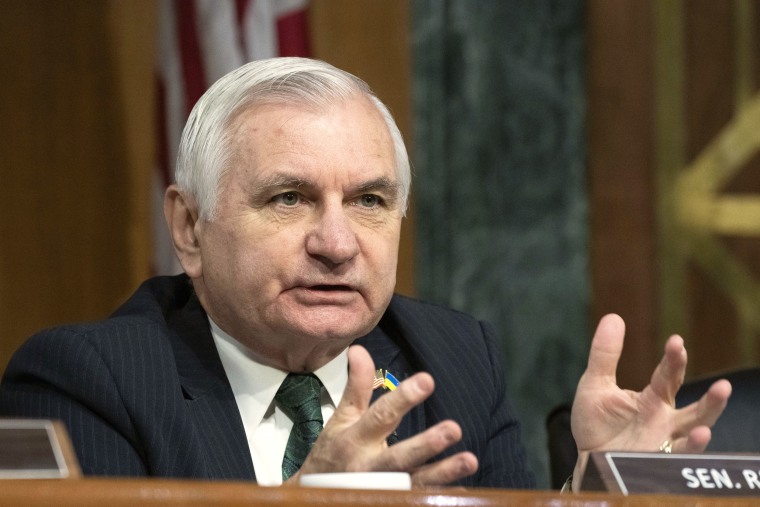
[584,313,626,381]
[334,345,376,420]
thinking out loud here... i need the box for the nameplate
[0,419,81,479]
[582,451,760,496]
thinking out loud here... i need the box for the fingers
[657,426,711,455]
[674,379,732,432]
[680,426,712,453]
[372,420,462,471]
[648,334,687,404]
[666,379,731,454]
[310,345,477,486]
[360,401,477,485]
[584,314,626,380]
[410,452,479,487]
[355,372,436,444]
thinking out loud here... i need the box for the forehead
[226,97,397,187]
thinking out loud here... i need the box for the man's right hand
[287,345,478,487]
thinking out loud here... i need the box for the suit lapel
[168,294,256,481]
[354,301,426,443]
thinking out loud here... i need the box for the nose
[305,203,360,266]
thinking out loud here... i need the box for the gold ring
[659,440,672,454]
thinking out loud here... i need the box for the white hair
[175,57,410,219]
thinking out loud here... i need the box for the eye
[273,191,301,206]
[356,194,382,208]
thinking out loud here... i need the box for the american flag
[372,369,386,390]
[154,0,311,274]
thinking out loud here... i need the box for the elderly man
[0,58,730,491]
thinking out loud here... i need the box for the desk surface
[0,478,757,507]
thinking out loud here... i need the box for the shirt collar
[209,318,348,425]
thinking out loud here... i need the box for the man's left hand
[570,314,732,492]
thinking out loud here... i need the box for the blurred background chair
[545,367,760,490]
[545,403,575,489]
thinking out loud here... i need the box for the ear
[164,184,203,278]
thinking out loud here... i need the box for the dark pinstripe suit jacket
[0,275,534,488]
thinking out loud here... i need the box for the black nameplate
[582,451,760,496]
[0,419,80,479]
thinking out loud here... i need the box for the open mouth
[311,285,352,291]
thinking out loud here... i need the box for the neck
[209,317,349,372]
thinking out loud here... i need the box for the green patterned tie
[275,373,324,481]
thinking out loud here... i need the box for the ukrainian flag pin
[383,371,399,391]
[372,370,400,391]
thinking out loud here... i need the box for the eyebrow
[355,177,401,198]
[254,173,401,200]
[256,174,312,192]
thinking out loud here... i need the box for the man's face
[192,96,403,370]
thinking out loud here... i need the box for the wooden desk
[0,479,756,507]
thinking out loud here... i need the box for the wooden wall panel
[0,1,155,373]
[678,0,760,373]
[682,1,740,374]
[589,0,760,387]
[587,0,658,389]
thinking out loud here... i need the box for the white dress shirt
[210,318,348,486]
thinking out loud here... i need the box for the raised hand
[287,345,478,487]
[570,314,732,491]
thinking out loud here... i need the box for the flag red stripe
[174,0,207,116]
[235,0,250,30]
[276,9,311,57]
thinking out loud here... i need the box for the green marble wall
[411,0,588,488]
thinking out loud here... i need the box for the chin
[304,324,369,342]
[273,299,384,339]
[290,314,376,342]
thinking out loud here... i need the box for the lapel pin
[383,371,399,391]
[372,370,400,391]
[372,369,385,390]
